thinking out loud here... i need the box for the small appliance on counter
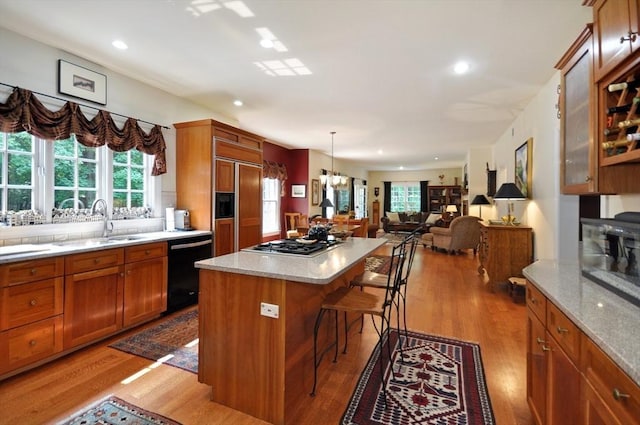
[174,209,191,230]
[581,212,640,307]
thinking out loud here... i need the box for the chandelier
[319,131,348,187]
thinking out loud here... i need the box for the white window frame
[262,177,281,236]
[390,182,421,212]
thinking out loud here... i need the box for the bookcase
[427,185,462,213]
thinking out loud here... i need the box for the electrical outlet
[260,302,279,319]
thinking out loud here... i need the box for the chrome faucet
[91,198,111,238]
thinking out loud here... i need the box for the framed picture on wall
[58,60,107,105]
[311,179,320,205]
[515,138,533,198]
[291,184,306,198]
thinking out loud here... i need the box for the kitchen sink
[53,235,148,247]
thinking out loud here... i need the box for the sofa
[429,215,482,254]
[381,211,442,234]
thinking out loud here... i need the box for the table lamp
[493,183,526,225]
[445,204,458,214]
[470,194,491,219]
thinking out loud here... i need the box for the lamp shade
[319,198,334,208]
[470,194,491,205]
[493,183,526,200]
[445,204,458,213]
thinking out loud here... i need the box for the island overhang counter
[195,237,386,424]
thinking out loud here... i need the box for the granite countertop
[0,230,212,264]
[523,259,640,387]
[196,237,386,285]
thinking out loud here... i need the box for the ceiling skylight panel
[223,1,254,17]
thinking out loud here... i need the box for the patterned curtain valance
[0,87,166,175]
[263,160,288,197]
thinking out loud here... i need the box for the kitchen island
[195,237,385,425]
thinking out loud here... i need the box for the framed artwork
[291,184,306,198]
[311,179,320,205]
[515,138,533,198]
[58,59,107,105]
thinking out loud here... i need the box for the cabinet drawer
[0,277,63,330]
[581,336,640,423]
[526,283,546,323]
[65,248,124,274]
[125,242,167,263]
[0,257,64,287]
[546,301,581,364]
[0,316,63,374]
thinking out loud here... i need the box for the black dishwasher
[166,233,213,313]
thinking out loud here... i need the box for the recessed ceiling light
[399,166,404,170]
[454,61,469,75]
[377,149,383,155]
[260,39,274,48]
[434,157,439,160]
[233,99,243,107]
[112,40,128,50]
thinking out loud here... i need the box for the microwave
[216,192,235,218]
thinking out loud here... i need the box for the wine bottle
[618,118,640,128]
[606,97,640,115]
[608,79,640,92]
[627,133,640,141]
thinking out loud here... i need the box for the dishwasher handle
[170,239,212,250]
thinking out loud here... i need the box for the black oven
[216,192,235,218]
[166,234,213,313]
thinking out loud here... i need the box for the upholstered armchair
[430,215,482,255]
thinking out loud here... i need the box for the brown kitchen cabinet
[215,218,235,256]
[478,223,533,290]
[63,248,125,349]
[526,279,640,425]
[216,159,235,192]
[558,25,598,194]
[593,0,640,82]
[175,119,264,255]
[123,242,167,327]
[526,283,582,425]
[0,257,64,375]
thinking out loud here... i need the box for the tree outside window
[390,182,420,212]
[0,132,34,211]
[263,178,280,235]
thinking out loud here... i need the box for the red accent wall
[263,142,309,239]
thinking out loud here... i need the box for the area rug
[365,255,392,274]
[57,396,182,425]
[109,309,198,373]
[341,329,495,425]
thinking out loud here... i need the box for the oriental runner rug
[341,329,495,425]
[57,396,182,425]
[109,308,198,374]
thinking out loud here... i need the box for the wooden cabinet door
[215,218,235,256]
[559,26,597,193]
[237,163,262,250]
[527,309,547,425]
[546,332,582,424]
[123,256,167,327]
[216,159,235,192]
[63,265,124,348]
[593,0,638,81]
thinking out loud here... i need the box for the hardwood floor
[0,243,532,425]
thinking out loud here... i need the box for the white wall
[0,28,227,216]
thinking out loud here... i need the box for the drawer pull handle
[30,299,37,306]
[556,327,569,334]
[94,258,100,264]
[541,345,551,352]
[620,32,638,44]
[536,337,547,345]
[30,268,37,275]
[29,340,36,346]
[145,250,150,255]
[613,388,630,401]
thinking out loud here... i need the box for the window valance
[0,87,166,175]
[263,160,288,197]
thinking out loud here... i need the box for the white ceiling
[0,0,592,170]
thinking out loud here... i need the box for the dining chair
[310,238,407,404]
[350,231,419,345]
[284,212,301,238]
